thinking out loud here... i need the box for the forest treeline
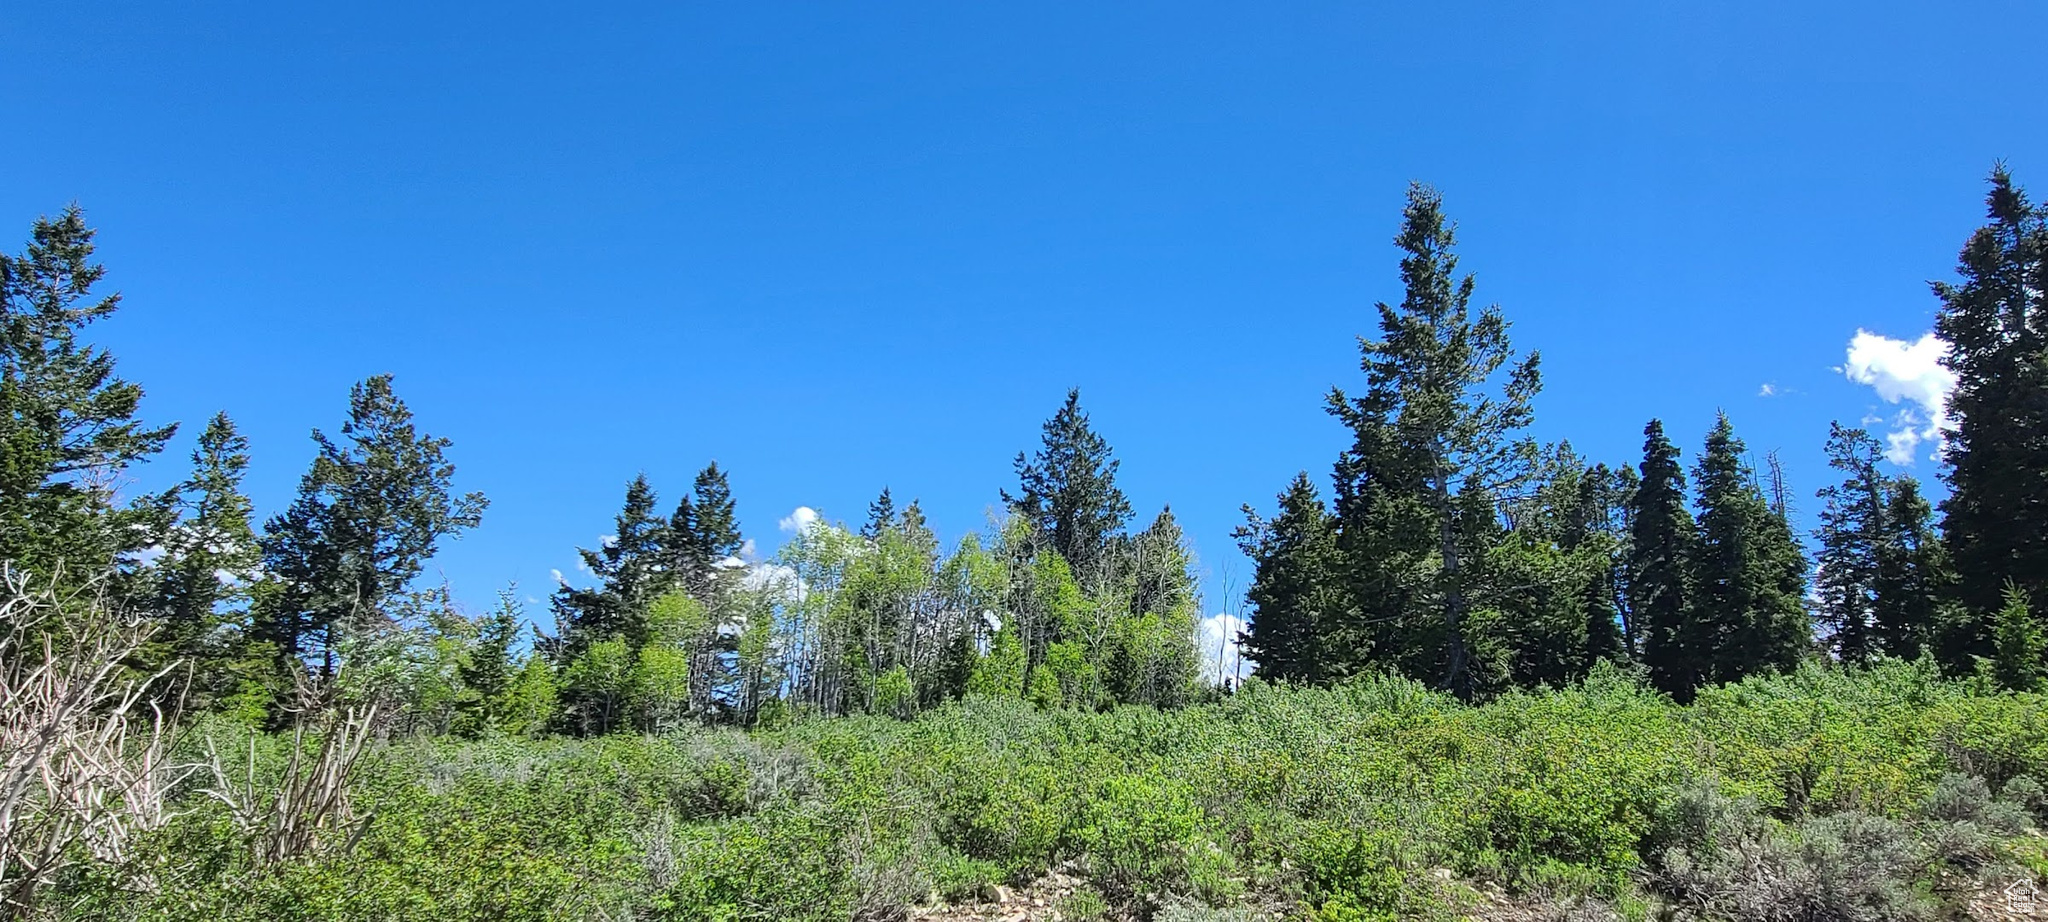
[2,168,2046,739]
[4,169,2048,921]
[0,203,1206,737]
[1236,171,2048,703]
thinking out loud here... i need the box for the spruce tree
[253,375,487,673]
[1130,506,1197,618]
[1990,583,2045,692]
[1873,477,1951,664]
[1814,423,1887,665]
[551,474,671,657]
[1003,389,1132,582]
[455,590,526,736]
[861,487,897,539]
[673,462,743,601]
[1935,167,2048,640]
[1691,413,1810,685]
[1236,473,1341,684]
[1562,462,1630,668]
[0,207,176,582]
[150,413,261,661]
[1631,420,1699,698]
[1324,183,1542,699]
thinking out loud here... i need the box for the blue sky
[2,3,2037,654]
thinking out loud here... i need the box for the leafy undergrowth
[55,661,2048,921]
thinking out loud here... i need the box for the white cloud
[743,560,805,601]
[550,568,568,586]
[1758,383,1777,397]
[1197,613,1254,686]
[778,506,821,534]
[1841,330,1957,465]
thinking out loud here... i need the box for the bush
[1650,783,1931,922]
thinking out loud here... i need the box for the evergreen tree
[670,462,745,719]
[1323,183,1542,700]
[149,413,261,665]
[1691,413,1809,686]
[1003,389,1132,581]
[455,590,525,736]
[551,474,670,657]
[253,375,487,673]
[1474,448,1624,691]
[1632,419,1700,698]
[0,206,176,581]
[861,487,897,539]
[672,462,743,600]
[1990,583,2045,693]
[1935,167,2048,640]
[1237,473,1341,684]
[1561,462,1630,668]
[1873,477,1951,664]
[1814,423,1887,665]
[1130,506,1197,618]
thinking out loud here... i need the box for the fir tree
[861,487,897,539]
[1003,389,1132,582]
[455,590,526,736]
[1814,423,1887,665]
[0,206,176,582]
[1324,183,1542,699]
[551,474,671,657]
[1990,582,2045,693]
[1935,167,2048,641]
[1631,420,1699,698]
[1562,462,1630,668]
[1873,477,1951,664]
[1236,473,1341,684]
[150,413,261,663]
[1130,506,1197,618]
[672,462,743,601]
[1691,413,1809,686]
[253,375,487,673]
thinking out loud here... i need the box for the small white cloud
[1758,383,1777,397]
[599,534,618,549]
[550,568,568,586]
[778,506,821,534]
[1197,613,1255,686]
[1841,330,1957,465]
[738,538,758,560]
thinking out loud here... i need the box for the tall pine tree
[1323,183,1542,699]
[150,413,261,660]
[0,207,176,583]
[1690,413,1809,685]
[254,375,487,674]
[1934,167,2048,644]
[1632,419,1700,698]
[1874,477,1951,664]
[1814,423,1888,665]
[1003,389,1132,582]
[550,474,671,657]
